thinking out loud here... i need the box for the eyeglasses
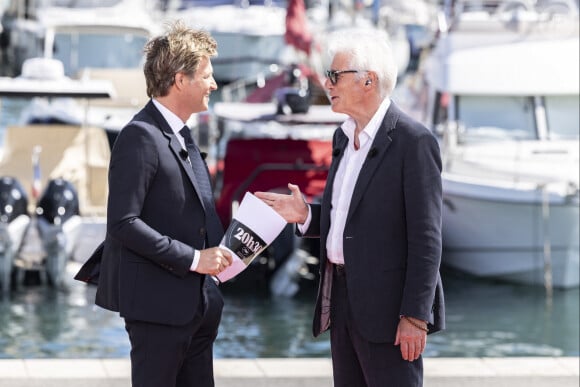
[325,70,358,85]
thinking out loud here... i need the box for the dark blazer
[306,102,445,343]
[94,100,223,326]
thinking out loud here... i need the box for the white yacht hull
[397,2,580,289]
[441,175,580,288]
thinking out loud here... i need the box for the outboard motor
[0,176,30,294]
[0,176,28,223]
[275,87,311,115]
[34,178,82,288]
[36,178,80,225]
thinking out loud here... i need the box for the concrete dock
[0,357,578,387]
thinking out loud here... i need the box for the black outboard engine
[36,178,80,225]
[275,87,311,115]
[0,176,31,294]
[276,64,311,115]
[0,176,28,223]
[34,178,81,288]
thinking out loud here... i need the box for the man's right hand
[197,247,233,276]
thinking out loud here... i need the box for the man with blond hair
[94,21,232,387]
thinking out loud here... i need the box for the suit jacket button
[199,227,206,237]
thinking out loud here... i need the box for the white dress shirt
[151,99,201,271]
[300,98,391,265]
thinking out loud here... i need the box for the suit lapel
[322,129,349,223]
[146,101,207,210]
[346,104,399,223]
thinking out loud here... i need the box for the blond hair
[143,20,217,98]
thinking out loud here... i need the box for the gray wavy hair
[326,28,398,98]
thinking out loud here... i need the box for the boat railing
[532,178,579,297]
[441,0,579,34]
[213,135,333,225]
[539,181,553,298]
[438,118,561,146]
[220,65,282,103]
[447,0,579,16]
[438,121,462,170]
[229,162,328,210]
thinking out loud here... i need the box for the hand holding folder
[75,192,287,285]
[216,192,287,282]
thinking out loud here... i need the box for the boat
[163,0,298,83]
[166,0,412,83]
[0,0,152,139]
[398,0,580,288]
[307,0,412,78]
[0,0,157,77]
[0,176,30,294]
[0,58,115,293]
[377,0,440,71]
[196,65,347,296]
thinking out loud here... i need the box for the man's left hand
[395,317,427,362]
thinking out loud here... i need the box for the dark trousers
[330,265,423,387]
[124,277,224,387]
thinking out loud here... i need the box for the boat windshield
[53,31,149,76]
[46,0,124,7]
[456,95,536,140]
[545,95,579,140]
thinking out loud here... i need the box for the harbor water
[0,266,578,359]
[0,89,578,361]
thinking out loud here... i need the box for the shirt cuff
[297,204,312,233]
[190,250,200,271]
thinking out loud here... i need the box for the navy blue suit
[95,100,224,387]
[304,102,445,386]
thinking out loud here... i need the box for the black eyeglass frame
[325,69,359,85]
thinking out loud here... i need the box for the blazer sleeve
[399,130,443,322]
[297,203,321,238]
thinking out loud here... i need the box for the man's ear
[174,72,186,89]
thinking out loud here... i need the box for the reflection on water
[428,270,580,357]
[0,268,578,359]
[216,287,330,358]
[0,279,127,359]
[1,76,578,359]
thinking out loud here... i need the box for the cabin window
[456,95,536,140]
[53,32,148,76]
[544,95,579,140]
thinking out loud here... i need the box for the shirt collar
[152,98,185,136]
[341,98,391,146]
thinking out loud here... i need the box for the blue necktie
[179,126,223,243]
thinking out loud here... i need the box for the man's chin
[195,101,209,112]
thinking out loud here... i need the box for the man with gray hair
[256,28,445,386]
